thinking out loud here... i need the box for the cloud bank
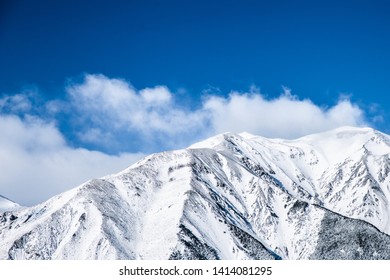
[204,88,365,139]
[0,114,144,206]
[67,74,206,151]
[0,73,370,206]
[66,74,367,150]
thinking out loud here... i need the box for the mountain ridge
[0,195,20,213]
[1,126,390,259]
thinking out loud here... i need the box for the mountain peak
[1,127,390,259]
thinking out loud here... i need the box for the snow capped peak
[188,132,228,149]
[190,126,388,166]
[1,127,390,260]
[295,126,375,141]
[238,131,258,139]
[291,126,388,163]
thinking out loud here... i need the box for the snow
[135,155,193,259]
[0,195,20,212]
[1,126,390,260]
[293,126,375,165]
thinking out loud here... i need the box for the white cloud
[0,114,144,206]
[67,75,368,144]
[67,74,208,149]
[203,88,366,138]
[0,74,372,206]
[140,86,172,105]
[0,93,34,113]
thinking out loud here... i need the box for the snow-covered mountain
[1,126,390,260]
[0,195,20,213]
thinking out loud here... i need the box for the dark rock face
[169,224,219,260]
[227,223,280,260]
[310,209,390,260]
[169,223,280,260]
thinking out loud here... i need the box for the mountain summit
[1,126,390,259]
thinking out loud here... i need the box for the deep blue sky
[1,0,390,149]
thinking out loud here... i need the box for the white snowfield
[1,126,390,260]
[0,195,20,213]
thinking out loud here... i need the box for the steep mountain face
[0,195,20,213]
[1,126,390,260]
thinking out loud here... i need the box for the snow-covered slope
[1,126,390,260]
[0,195,20,213]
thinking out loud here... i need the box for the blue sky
[1,0,389,205]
